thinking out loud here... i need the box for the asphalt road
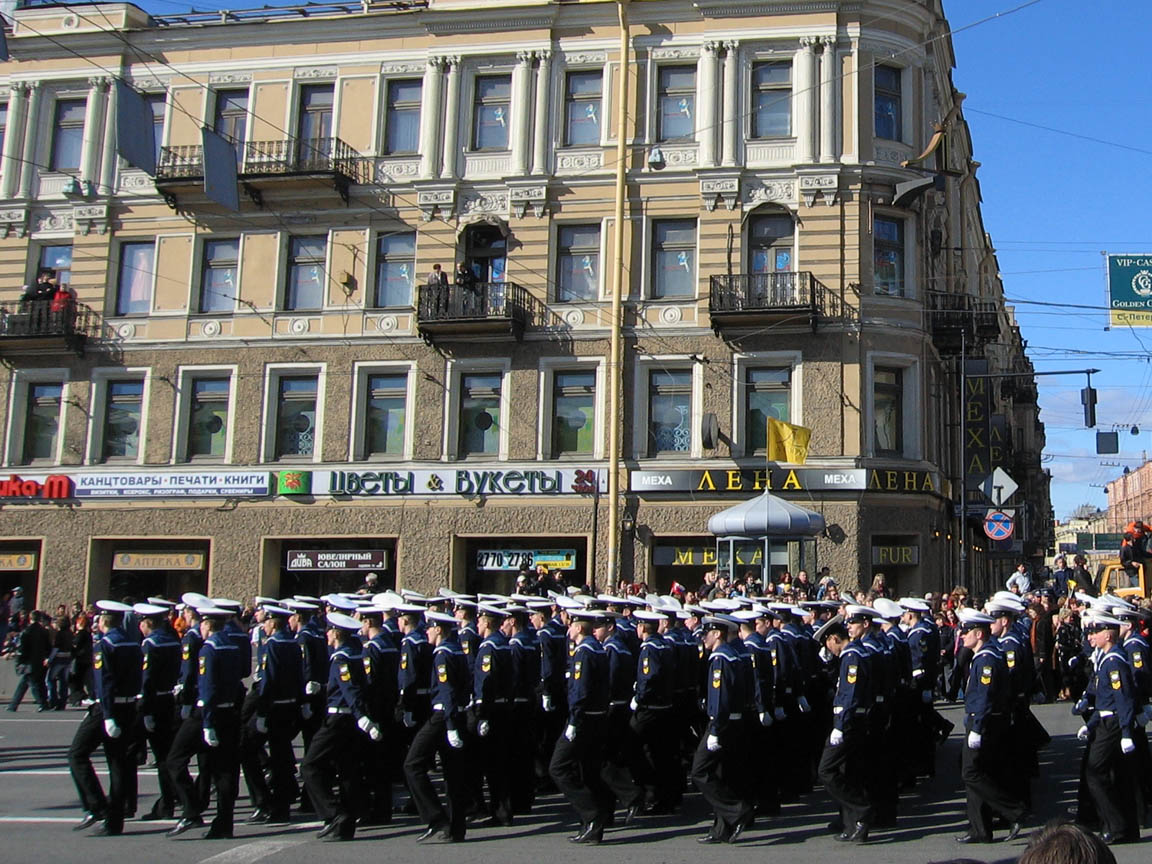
[0,701,1146,864]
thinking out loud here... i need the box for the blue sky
[123,0,1135,519]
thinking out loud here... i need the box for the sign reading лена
[1108,254,1152,326]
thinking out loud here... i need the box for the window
[38,245,72,287]
[213,89,249,145]
[744,368,791,454]
[0,103,7,172]
[648,369,692,456]
[363,374,407,457]
[186,377,230,459]
[22,383,62,463]
[651,219,696,298]
[285,236,326,311]
[751,62,791,138]
[552,370,596,457]
[556,224,600,302]
[199,238,239,313]
[874,216,905,297]
[564,71,602,146]
[472,75,512,151]
[657,66,695,142]
[275,376,318,459]
[50,99,86,173]
[116,241,154,316]
[875,65,902,141]
[297,85,335,167]
[874,367,903,455]
[384,80,422,155]
[102,379,144,461]
[146,94,166,167]
[458,372,502,458]
[748,214,794,275]
[374,232,415,307]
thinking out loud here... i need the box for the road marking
[0,817,92,824]
[0,718,81,723]
[198,839,305,863]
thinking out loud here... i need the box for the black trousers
[631,707,679,808]
[960,719,1025,839]
[689,724,750,837]
[508,702,537,813]
[47,659,71,709]
[68,704,136,831]
[475,706,513,822]
[8,666,48,710]
[549,715,613,826]
[1084,716,1139,839]
[601,706,643,811]
[301,714,362,835]
[136,696,178,815]
[818,723,872,829]
[404,711,469,840]
[167,707,240,830]
[241,702,299,814]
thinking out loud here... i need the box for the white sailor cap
[425,610,458,627]
[843,605,879,623]
[957,608,995,629]
[182,592,211,608]
[293,594,323,604]
[1099,593,1134,610]
[568,608,612,624]
[476,603,510,619]
[701,598,742,612]
[985,599,1024,617]
[196,606,234,619]
[210,598,242,611]
[596,593,628,605]
[633,610,667,623]
[873,598,904,621]
[898,596,931,612]
[992,591,1023,604]
[554,596,584,610]
[262,605,295,618]
[813,614,846,643]
[371,591,404,611]
[146,597,177,608]
[326,612,362,632]
[731,609,762,623]
[95,600,134,613]
[700,615,738,632]
[526,600,554,611]
[1083,612,1123,630]
[322,594,360,612]
[253,596,277,606]
[392,603,426,615]
[132,602,170,617]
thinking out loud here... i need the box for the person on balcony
[50,280,77,334]
[456,262,478,316]
[427,263,449,316]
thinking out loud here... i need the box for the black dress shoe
[74,812,104,831]
[247,809,271,825]
[697,832,724,844]
[836,821,869,843]
[166,817,204,838]
[568,823,589,842]
[321,818,354,842]
[1005,820,1026,842]
[1099,831,1137,845]
[140,808,174,822]
[954,832,991,844]
[203,825,233,839]
[418,821,448,842]
[624,803,642,826]
[90,824,122,837]
[317,820,339,839]
[570,818,605,844]
[728,809,755,843]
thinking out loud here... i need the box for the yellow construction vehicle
[1094,560,1147,600]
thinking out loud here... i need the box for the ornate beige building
[0,0,1048,608]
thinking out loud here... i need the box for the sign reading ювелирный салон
[1108,254,1152,326]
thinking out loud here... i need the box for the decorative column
[510,51,534,176]
[98,77,119,195]
[697,41,720,168]
[819,36,838,163]
[17,83,41,199]
[794,37,817,164]
[420,57,445,179]
[721,41,739,167]
[0,84,28,199]
[440,56,462,180]
[531,49,552,175]
[79,77,109,189]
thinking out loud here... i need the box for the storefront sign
[286,549,390,571]
[113,552,205,570]
[964,358,991,488]
[0,474,72,499]
[475,549,577,571]
[630,467,940,494]
[290,468,606,497]
[1108,254,1152,326]
[1076,532,1123,552]
[871,545,920,566]
[75,471,271,498]
[0,552,37,570]
[653,545,764,567]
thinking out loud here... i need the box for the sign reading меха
[1108,254,1152,327]
[630,467,941,494]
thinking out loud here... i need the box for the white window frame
[560,67,606,149]
[644,216,700,300]
[648,61,699,145]
[748,58,793,140]
[865,352,920,460]
[468,70,514,153]
[368,227,418,309]
[550,219,607,303]
[632,355,704,460]
[381,76,423,156]
[280,231,332,312]
[350,360,416,461]
[537,356,606,460]
[260,363,327,464]
[191,235,244,315]
[443,358,511,462]
[171,365,238,464]
[4,368,70,468]
[112,237,158,317]
[44,91,88,175]
[87,367,153,465]
[872,210,916,299]
[731,351,803,459]
[209,85,254,149]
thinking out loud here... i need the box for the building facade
[0,0,1048,609]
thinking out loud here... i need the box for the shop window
[564,70,602,146]
[744,367,791,454]
[362,373,407,458]
[102,379,145,461]
[199,238,239,313]
[873,215,905,297]
[374,232,416,308]
[275,375,318,459]
[472,75,512,151]
[116,241,154,316]
[384,79,422,155]
[874,65,903,141]
[556,224,600,302]
[50,99,86,173]
[751,61,791,138]
[651,219,696,299]
[186,377,230,460]
[873,366,903,456]
[552,370,596,457]
[22,382,62,463]
[459,372,502,458]
[657,65,695,142]
[648,369,692,456]
[285,236,326,311]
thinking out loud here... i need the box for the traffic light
[1082,385,1097,428]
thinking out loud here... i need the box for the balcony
[0,300,100,356]
[416,281,529,342]
[925,290,1001,354]
[156,137,368,205]
[708,272,841,333]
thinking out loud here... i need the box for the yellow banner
[766,417,811,464]
[0,552,37,571]
[113,552,205,571]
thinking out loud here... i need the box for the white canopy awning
[707,491,826,538]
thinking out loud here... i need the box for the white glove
[357,716,381,741]
[305,681,321,696]
[103,718,121,739]
[478,720,490,737]
[798,696,811,713]
[829,727,844,746]
[629,697,638,712]
[1121,737,1135,754]
[967,731,982,750]
[759,711,773,727]
[447,728,464,749]
[203,727,219,748]
[542,694,554,713]
[180,704,192,720]
[564,724,576,742]
[774,706,786,722]
[1076,725,1089,741]
[921,690,934,705]
[255,716,267,734]
[173,683,184,696]
[402,711,415,728]
[143,715,156,733]
[301,704,312,721]
[706,734,721,752]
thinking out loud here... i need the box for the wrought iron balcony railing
[0,299,100,355]
[708,271,842,332]
[416,281,529,340]
[156,136,367,185]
